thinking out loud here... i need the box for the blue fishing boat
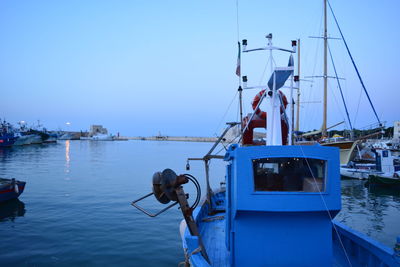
[0,178,26,203]
[131,38,400,267]
[131,4,400,265]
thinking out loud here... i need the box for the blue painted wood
[181,145,399,266]
[0,180,26,203]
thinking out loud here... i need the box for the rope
[178,246,203,267]
[202,215,225,222]
[298,145,352,267]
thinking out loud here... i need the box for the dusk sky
[1,0,399,136]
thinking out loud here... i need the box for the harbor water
[0,141,399,266]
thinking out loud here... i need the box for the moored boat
[90,134,114,141]
[0,121,16,147]
[0,178,26,203]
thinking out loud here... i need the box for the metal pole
[290,71,294,145]
[204,160,212,206]
[296,39,301,132]
[239,86,243,132]
[322,0,328,137]
[238,42,244,133]
[175,187,210,263]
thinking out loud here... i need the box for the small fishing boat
[90,134,114,141]
[366,149,400,188]
[13,133,40,146]
[0,178,26,203]
[0,121,16,147]
[131,32,400,266]
[0,132,16,147]
[340,164,375,179]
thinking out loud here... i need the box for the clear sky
[1,0,399,136]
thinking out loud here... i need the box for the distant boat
[0,132,16,147]
[13,133,42,146]
[90,134,114,141]
[43,132,58,143]
[58,133,74,140]
[341,145,400,182]
[366,149,400,188]
[0,121,16,147]
[0,178,26,203]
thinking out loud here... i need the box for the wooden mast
[322,0,328,136]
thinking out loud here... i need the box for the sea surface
[0,140,399,266]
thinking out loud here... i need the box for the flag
[236,42,241,77]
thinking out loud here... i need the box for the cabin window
[253,157,326,192]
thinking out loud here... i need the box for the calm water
[0,141,399,266]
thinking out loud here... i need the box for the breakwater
[120,136,218,142]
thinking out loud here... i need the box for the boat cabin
[373,149,400,174]
[223,144,341,266]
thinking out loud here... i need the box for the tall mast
[322,0,328,136]
[295,39,301,132]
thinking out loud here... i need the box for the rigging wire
[298,145,353,267]
[235,0,240,42]
[304,10,323,131]
[327,0,381,127]
[353,86,363,127]
[328,43,353,130]
[258,56,272,86]
[328,79,349,130]
[212,91,239,137]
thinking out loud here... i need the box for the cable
[298,145,352,267]
[184,174,201,210]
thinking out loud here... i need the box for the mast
[295,39,301,132]
[322,0,328,136]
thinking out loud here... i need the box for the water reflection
[0,199,26,222]
[366,184,400,198]
[65,140,70,173]
[338,179,400,246]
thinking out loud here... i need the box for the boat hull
[180,191,399,267]
[340,167,372,180]
[368,174,400,188]
[0,180,26,203]
[0,133,16,147]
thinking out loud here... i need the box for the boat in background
[90,134,114,141]
[0,178,26,203]
[366,149,400,188]
[13,133,38,146]
[0,121,16,147]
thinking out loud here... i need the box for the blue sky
[1,0,399,136]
